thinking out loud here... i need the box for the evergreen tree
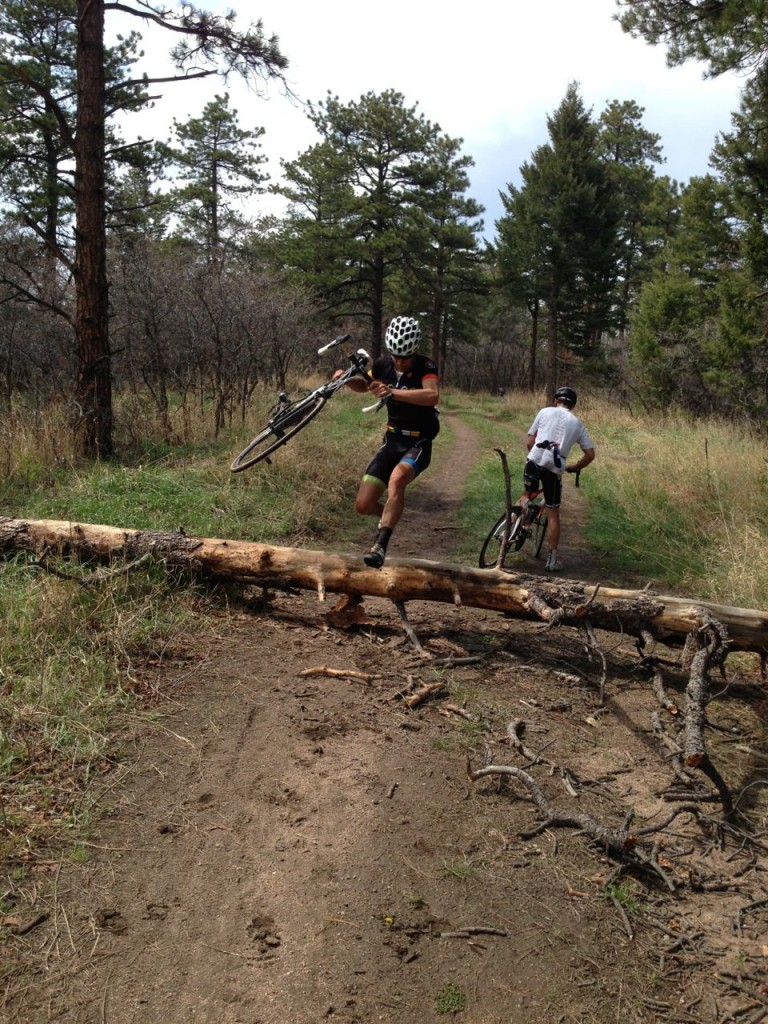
[494,181,546,390]
[628,173,755,413]
[617,0,768,75]
[394,134,486,372]
[161,93,268,253]
[712,66,768,278]
[597,99,668,335]
[274,89,443,356]
[495,83,621,394]
[0,0,287,457]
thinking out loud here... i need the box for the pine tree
[496,83,621,394]
[0,0,287,457]
[161,93,268,254]
[274,89,442,356]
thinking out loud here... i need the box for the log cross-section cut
[1,516,767,654]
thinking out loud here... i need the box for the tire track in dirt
[391,411,480,562]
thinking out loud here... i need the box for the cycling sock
[375,526,393,551]
[364,527,392,570]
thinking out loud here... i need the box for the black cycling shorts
[523,459,562,508]
[363,433,434,487]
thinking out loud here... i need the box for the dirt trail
[4,413,766,1024]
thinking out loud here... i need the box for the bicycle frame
[230,334,374,472]
[479,468,584,569]
[267,341,369,427]
[478,489,547,569]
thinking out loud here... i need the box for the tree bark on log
[2,516,767,655]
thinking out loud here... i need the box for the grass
[434,982,467,1015]
[442,854,475,881]
[457,390,768,608]
[603,880,640,913]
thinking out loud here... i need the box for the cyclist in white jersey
[521,387,595,573]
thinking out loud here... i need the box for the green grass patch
[434,982,467,1015]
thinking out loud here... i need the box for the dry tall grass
[576,397,768,609]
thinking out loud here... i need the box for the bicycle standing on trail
[519,386,595,573]
[334,316,440,569]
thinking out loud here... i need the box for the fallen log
[1,516,767,654]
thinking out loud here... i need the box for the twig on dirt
[298,665,380,684]
[651,711,699,788]
[682,611,733,816]
[12,912,49,936]
[386,782,398,799]
[609,893,634,940]
[393,600,431,657]
[646,917,705,952]
[733,897,768,937]
[505,719,582,796]
[648,658,680,715]
[402,682,447,708]
[430,655,483,667]
[717,972,768,1017]
[440,926,509,939]
[579,620,608,704]
[467,753,690,889]
[438,702,477,722]
[201,942,251,959]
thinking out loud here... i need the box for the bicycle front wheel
[479,510,522,569]
[230,395,327,472]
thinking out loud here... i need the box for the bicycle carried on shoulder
[478,489,548,569]
[230,334,372,472]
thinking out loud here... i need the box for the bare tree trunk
[2,516,767,654]
[371,251,385,360]
[74,0,113,459]
[546,306,557,404]
[527,300,539,392]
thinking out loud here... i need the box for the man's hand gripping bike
[230,334,373,472]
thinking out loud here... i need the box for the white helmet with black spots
[385,316,421,357]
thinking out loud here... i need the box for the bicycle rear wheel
[230,394,327,472]
[532,510,548,558]
[478,509,523,569]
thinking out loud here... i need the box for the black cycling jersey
[370,353,440,438]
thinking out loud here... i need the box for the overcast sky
[114,0,748,239]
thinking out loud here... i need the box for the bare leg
[379,463,415,530]
[362,463,416,569]
[546,507,561,550]
[354,480,386,517]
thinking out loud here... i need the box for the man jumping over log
[334,316,440,569]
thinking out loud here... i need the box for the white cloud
[110,0,747,235]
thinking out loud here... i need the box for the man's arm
[333,369,371,394]
[368,376,439,406]
[565,447,595,473]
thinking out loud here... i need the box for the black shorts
[523,459,562,508]
[364,432,434,487]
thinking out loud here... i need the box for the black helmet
[554,386,577,408]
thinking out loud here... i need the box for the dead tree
[1,516,767,654]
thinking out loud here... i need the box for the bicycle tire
[532,510,548,558]
[230,394,327,472]
[478,510,523,569]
